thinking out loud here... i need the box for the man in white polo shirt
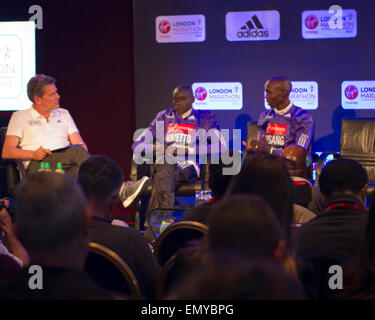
[1,74,89,178]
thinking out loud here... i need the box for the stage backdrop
[133,0,375,152]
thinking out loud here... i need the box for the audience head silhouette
[208,194,285,260]
[227,152,294,243]
[168,251,304,300]
[319,158,368,203]
[281,145,313,180]
[78,155,124,217]
[13,172,88,269]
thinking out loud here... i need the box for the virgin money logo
[344,85,359,100]
[159,20,171,34]
[195,87,207,101]
[305,15,319,29]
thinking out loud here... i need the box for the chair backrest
[246,121,259,144]
[156,247,205,299]
[0,127,23,198]
[154,220,208,266]
[155,254,177,299]
[340,118,375,182]
[85,242,144,298]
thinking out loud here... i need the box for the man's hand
[242,138,271,153]
[32,146,52,161]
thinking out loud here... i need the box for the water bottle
[44,162,52,172]
[38,162,45,172]
[55,162,65,174]
[195,190,202,207]
[203,190,212,202]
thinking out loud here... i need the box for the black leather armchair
[315,118,375,199]
[340,118,375,183]
[340,118,375,197]
[0,127,25,198]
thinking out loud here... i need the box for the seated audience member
[226,152,294,246]
[292,159,368,298]
[0,199,29,272]
[0,172,119,300]
[330,191,375,299]
[204,194,312,297]
[77,155,161,299]
[293,158,368,262]
[281,145,313,207]
[2,74,89,179]
[168,251,305,300]
[181,151,237,224]
[163,195,302,299]
[159,195,310,298]
[207,195,286,260]
[280,145,316,223]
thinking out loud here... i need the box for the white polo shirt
[6,106,79,152]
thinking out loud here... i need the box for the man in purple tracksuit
[243,76,314,155]
[120,86,223,214]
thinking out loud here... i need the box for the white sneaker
[119,176,150,208]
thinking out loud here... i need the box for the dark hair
[226,152,294,243]
[208,194,283,258]
[27,74,56,103]
[173,85,193,97]
[168,251,304,300]
[267,76,292,94]
[77,155,124,202]
[14,172,86,251]
[319,158,368,199]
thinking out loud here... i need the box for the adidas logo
[241,15,264,30]
[237,15,269,38]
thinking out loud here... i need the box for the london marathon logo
[158,20,171,34]
[305,15,319,29]
[195,87,207,101]
[344,85,359,100]
[238,15,269,38]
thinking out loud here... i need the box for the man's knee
[67,145,90,157]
